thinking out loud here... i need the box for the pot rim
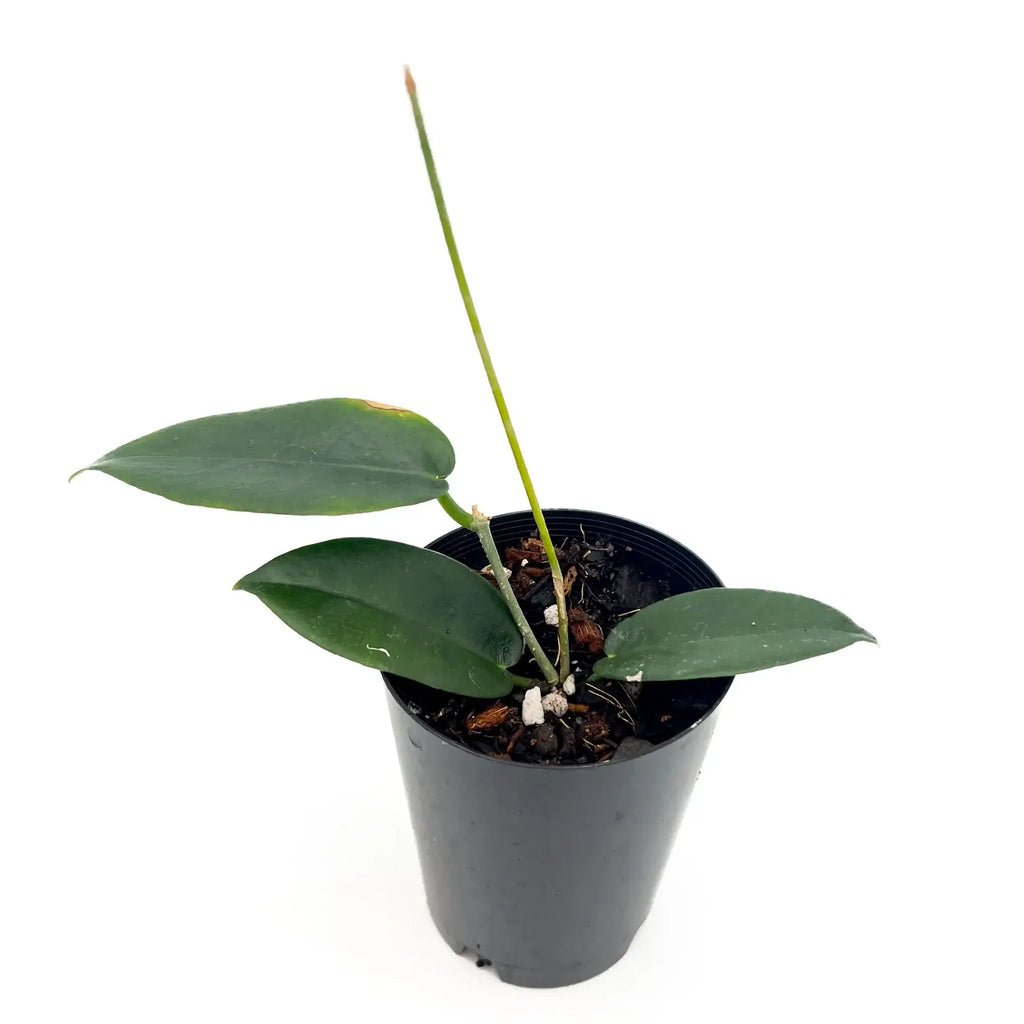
[382,507,734,772]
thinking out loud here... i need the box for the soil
[388,530,727,766]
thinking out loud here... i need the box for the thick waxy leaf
[592,588,875,682]
[73,398,455,514]
[234,538,523,697]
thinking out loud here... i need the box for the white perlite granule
[563,674,576,695]
[543,604,559,626]
[482,564,513,578]
[521,686,545,726]
[541,690,568,717]
[625,670,644,683]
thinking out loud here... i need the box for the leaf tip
[404,65,416,96]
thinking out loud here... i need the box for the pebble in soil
[387,531,729,766]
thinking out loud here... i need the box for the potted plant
[71,69,875,987]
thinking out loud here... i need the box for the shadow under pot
[383,509,732,988]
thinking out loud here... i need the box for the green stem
[438,493,558,687]
[405,67,571,681]
[509,675,539,690]
[437,493,474,529]
[472,508,559,687]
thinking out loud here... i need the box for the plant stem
[472,508,559,687]
[439,494,558,687]
[437,493,474,529]
[405,66,571,681]
[509,675,539,690]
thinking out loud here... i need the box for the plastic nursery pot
[383,510,732,988]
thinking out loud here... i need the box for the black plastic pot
[383,510,732,988]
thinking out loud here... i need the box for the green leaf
[234,538,523,697]
[72,398,455,514]
[592,588,875,682]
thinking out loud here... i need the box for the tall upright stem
[406,67,571,680]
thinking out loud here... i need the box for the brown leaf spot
[361,400,410,413]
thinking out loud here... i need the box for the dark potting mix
[388,530,727,765]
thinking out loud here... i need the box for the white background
[2,2,1021,1020]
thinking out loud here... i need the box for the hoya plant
[72,70,874,712]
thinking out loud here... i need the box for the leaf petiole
[437,493,474,529]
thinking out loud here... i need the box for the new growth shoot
[405,67,572,683]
